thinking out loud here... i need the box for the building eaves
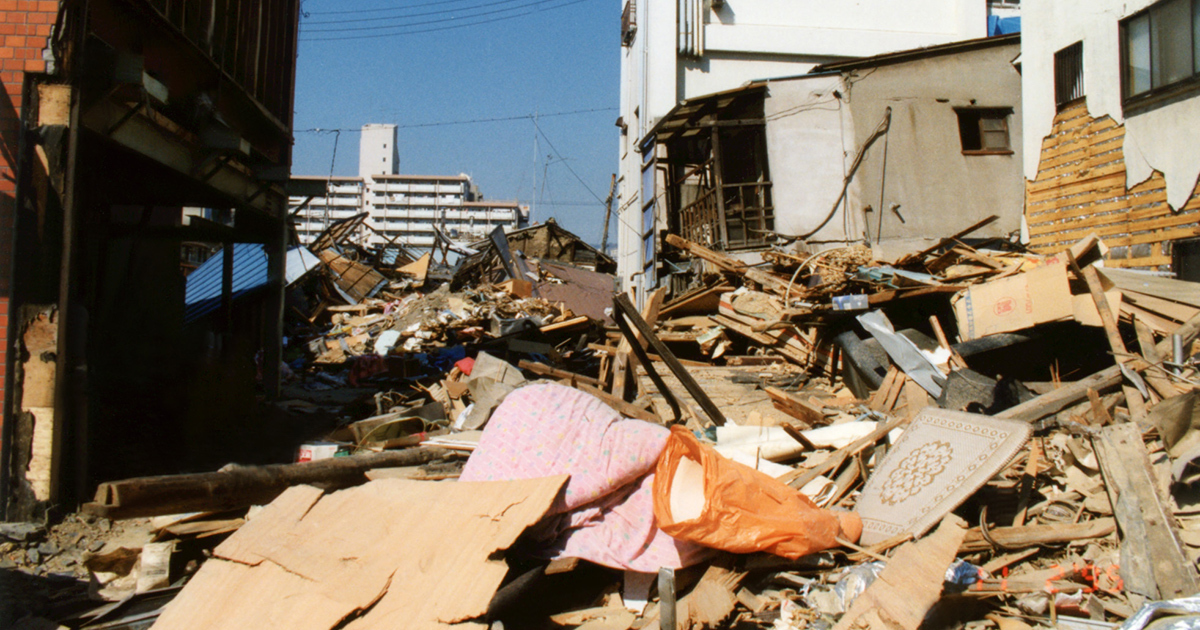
[643,83,769,144]
[810,32,1021,74]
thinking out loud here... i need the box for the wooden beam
[958,518,1115,553]
[664,234,794,297]
[517,360,602,388]
[1093,423,1199,600]
[83,448,451,519]
[575,382,661,424]
[1070,253,1147,422]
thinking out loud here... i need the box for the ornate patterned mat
[856,408,1031,545]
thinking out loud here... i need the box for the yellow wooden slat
[1027,171,1128,203]
[1028,161,1128,195]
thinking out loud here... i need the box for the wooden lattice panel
[1025,101,1200,269]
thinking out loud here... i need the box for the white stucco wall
[1022,0,1200,208]
[764,76,862,243]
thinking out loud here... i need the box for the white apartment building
[616,0,994,295]
[291,125,529,250]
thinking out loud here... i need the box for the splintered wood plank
[1093,423,1199,600]
[764,387,825,426]
[1072,258,1146,423]
[868,367,901,411]
[958,518,1115,553]
[1134,316,1182,400]
[833,516,968,630]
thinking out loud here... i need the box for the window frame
[1120,0,1200,112]
[1054,41,1085,110]
[954,107,1015,156]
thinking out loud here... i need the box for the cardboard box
[297,442,350,463]
[952,263,1074,341]
[952,262,1124,340]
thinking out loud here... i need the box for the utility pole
[600,173,616,254]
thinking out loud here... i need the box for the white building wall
[616,0,990,291]
[359,124,400,177]
[764,76,862,244]
[1022,0,1200,209]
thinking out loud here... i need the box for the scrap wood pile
[11,219,1200,630]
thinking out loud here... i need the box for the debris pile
[8,218,1200,630]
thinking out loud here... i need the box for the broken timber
[83,448,449,519]
[1092,422,1199,600]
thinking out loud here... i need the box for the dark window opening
[956,108,1013,154]
[621,1,637,46]
[1055,41,1085,109]
[1121,0,1200,107]
[1176,237,1200,281]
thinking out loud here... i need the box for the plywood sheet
[152,476,567,630]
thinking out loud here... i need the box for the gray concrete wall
[763,39,1024,248]
[844,41,1025,245]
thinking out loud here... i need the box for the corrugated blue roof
[184,243,270,323]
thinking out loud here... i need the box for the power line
[299,0,592,40]
[530,117,605,206]
[305,0,484,16]
[301,0,586,33]
[302,0,537,26]
[530,117,636,245]
[293,106,615,133]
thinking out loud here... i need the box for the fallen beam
[958,518,1116,553]
[1093,423,1199,599]
[998,310,1200,423]
[83,448,450,519]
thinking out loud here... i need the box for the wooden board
[1093,423,1199,600]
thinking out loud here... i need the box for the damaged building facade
[629,34,1025,297]
[616,0,997,297]
[0,0,302,520]
[1021,0,1200,279]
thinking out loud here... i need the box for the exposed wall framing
[1025,101,1200,269]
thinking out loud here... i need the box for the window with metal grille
[1121,0,1200,106]
[1055,41,1085,109]
[622,1,637,46]
[956,108,1013,154]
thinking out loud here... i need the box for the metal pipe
[658,568,677,630]
[1175,333,1185,377]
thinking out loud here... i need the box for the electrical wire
[305,0,484,15]
[303,0,547,26]
[301,0,575,32]
[530,117,605,206]
[293,107,613,133]
[299,0,594,40]
[531,117,643,243]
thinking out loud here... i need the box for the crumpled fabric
[460,383,713,571]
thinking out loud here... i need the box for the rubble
[8,224,1200,630]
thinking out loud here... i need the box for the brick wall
[0,1,58,436]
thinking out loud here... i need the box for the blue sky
[292,0,620,246]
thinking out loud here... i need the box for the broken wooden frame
[613,293,727,426]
